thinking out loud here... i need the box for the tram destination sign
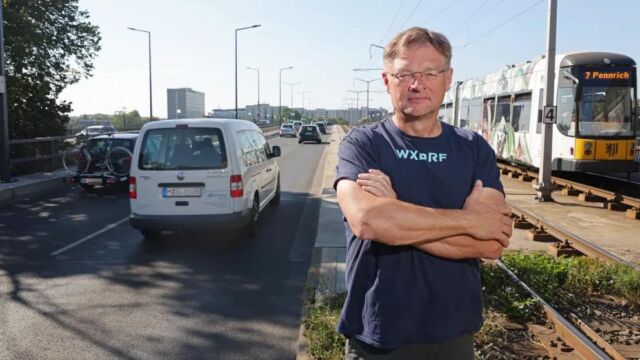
[583,70,630,80]
[578,66,634,85]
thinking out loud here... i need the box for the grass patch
[481,262,542,323]
[303,293,347,360]
[502,253,640,307]
[301,254,640,359]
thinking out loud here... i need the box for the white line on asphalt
[50,217,129,256]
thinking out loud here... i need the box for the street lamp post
[283,82,300,109]
[0,5,11,182]
[279,66,293,124]
[348,90,366,123]
[354,78,381,124]
[298,91,310,119]
[127,27,153,120]
[246,67,260,121]
[235,24,261,119]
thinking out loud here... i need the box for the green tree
[4,0,101,139]
[112,110,144,130]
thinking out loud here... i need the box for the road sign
[543,105,557,124]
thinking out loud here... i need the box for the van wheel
[141,229,161,240]
[271,177,281,206]
[245,196,260,238]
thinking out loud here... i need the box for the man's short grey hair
[383,27,452,68]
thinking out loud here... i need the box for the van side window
[250,131,269,162]
[238,130,258,167]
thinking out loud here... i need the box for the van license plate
[80,178,102,185]
[163,187,202,197]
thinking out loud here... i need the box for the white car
[128,118,281,239]
[75,125,116,142]
[292,120,303,132]
[279,123,296,137]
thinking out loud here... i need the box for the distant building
[208,104,389,124]
[167,88,205,119]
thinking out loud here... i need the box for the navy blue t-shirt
[334,118,503,349]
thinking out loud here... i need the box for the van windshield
[139,127,227,170]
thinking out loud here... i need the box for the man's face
[382,43,453,119]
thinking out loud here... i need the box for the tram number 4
[543,106,557,124]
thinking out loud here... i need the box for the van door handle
[266,168,272,172]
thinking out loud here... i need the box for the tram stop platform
[502,174,640,265]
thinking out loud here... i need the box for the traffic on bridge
[1,1,640,359]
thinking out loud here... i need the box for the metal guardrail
[8,122,281,176]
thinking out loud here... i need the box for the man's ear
[445,67,453,91]
[382,72,391,93]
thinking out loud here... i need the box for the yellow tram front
[555,53,638,173]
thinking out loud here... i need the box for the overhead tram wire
[420,0,463,27]
[458,0,545,50]
[459,0,506,33]
[377,0,408,45]
[397,0,425,30]
[449,0,491,36]
[360,0,460,72]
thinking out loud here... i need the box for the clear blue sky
[60,0,640,118]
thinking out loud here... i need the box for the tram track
[492,256,640,359]
[497,162,640,220]
[488,162,640,358]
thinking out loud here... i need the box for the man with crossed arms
[335,27,513,359]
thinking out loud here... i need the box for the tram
[441,52,638,173]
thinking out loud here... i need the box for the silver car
[279,123,297,137]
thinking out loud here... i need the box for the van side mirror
[271,146,281,158]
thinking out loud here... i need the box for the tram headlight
[584,142,593,156]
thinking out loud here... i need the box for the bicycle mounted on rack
[63,133,139,190]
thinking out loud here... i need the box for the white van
[129,118,281,239]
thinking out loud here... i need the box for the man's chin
[401,108,436,120]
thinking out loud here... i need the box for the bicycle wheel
[106,147,133,176]
[62,147,91,174]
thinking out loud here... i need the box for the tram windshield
[578,86,634,136]
[557,66,636,137]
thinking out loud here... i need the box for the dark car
[64,133,138,190]
[314,122,327,134]
[298,125,322,144]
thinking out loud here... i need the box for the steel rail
[497,260,612,360]
[508,201,640,271]
[498,163,640,210]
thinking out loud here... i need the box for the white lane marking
[50,217,129,256]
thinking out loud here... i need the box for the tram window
[459,98,470,128]
[557,87,576,136]
[482,98,494,140]
[537,88,543,134]
[512,94,532,132]
[438,104,445,122]
[468,98,482,133]
[444,103,453,124]
[495,96,511,126]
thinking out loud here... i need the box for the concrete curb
[0,170,69,205]
[295,125,347,360]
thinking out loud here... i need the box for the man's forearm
[349,195,471,246]
[413,235,504,260]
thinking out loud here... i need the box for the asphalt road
[0,135,329,359]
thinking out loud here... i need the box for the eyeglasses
[390,68,449,83]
